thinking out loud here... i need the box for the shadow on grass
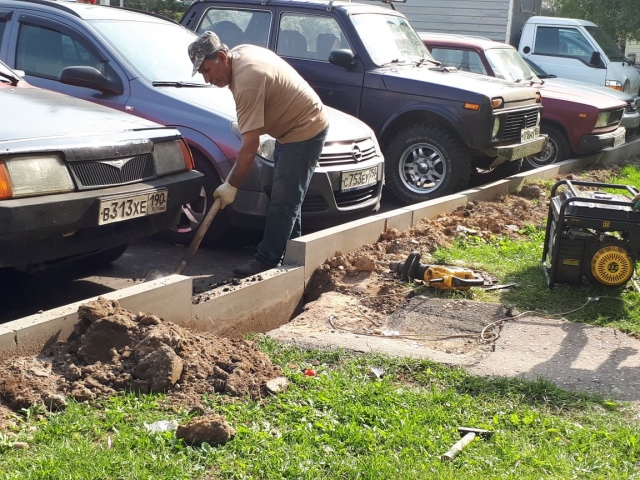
[455,373,610,410]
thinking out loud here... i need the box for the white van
[518,16,640,105]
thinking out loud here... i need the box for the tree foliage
[551,0,640,43]
[117,0,189,23]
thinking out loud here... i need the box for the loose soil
[0,297,286,433]
[0,159,636,430]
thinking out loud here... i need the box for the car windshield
[90,20,207,84]
[351,13,433,66]
[521,56,551,77]
[485,47,540,83]
[584,26,627,62]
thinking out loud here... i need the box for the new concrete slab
[284,216,387,284]
[406,194,467,227]
[191,266,305,337]
[0,275,192,359]
[0,326,16,360]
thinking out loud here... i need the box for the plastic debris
[303,369,317,377]
[144,420,179,433]
[381,330,400,336]
[370,367,385,379]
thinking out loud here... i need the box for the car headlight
[595,111,611,128]
[492,117,501,140]
[231,122,276,162]
[0,154,74,199]
[536,111,541,126]
[154,140,193,176]
[605,80,623,91]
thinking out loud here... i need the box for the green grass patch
[2,341,640,479]
[429,164,640,334]
[431,228,640,335]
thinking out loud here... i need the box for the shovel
[145,197,222,281]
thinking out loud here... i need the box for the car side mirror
[60,66,124,95]
[589,51,603,68]
[329,49,358,70]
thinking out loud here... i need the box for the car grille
[608,108,624,125]
[318,138,378,167]
[301,184,379,213]
[69,154,155,188]
[625,100,637,113]
[502,109,539,141]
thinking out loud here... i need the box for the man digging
[188,31,329,278]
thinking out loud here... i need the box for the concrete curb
[1,137,638,358]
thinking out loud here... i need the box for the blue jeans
[255,126,329,266]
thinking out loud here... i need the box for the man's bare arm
[227,129,261,188]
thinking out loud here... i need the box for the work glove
[633,193,640,212]
[213,182,237,210]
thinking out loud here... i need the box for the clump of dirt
[0,298,286,419]
[176,414,235,446]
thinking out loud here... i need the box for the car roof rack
[380,0,406,11]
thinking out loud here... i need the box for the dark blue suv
[181,0,548,204]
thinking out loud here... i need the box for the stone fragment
[77,297,120,323]
[176,414,235,446]
[133,345,183,392]
[265,376,289,394]
[77,315,138,364]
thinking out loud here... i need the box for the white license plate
[614,131,626,148]
[99,190,168,225]
[341,167,378,192]
[521,125,540,143]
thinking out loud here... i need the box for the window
[196,8,271,48]
[430,48,487,75]
[277,14,346,61]
[0,21,6,48]
[16,23,102,79]
[534,26,594,63]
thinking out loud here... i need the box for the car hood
[379,66,538,104]
[535,81,626,109]
[325,107,372,142]
[157,86,371,142]
[155,84,239,119]
[1,84,162,144]
[544,78,634,102]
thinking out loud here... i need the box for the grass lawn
[1,341,639,479]
[2,163,639,478]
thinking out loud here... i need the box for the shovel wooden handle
[174,198,222,275]
[441,432,476,461]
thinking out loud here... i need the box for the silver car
[0,0,384,244]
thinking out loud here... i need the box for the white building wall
[374,0,513,42]
[626,40,640,62]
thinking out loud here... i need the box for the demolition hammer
[387,252,485,291]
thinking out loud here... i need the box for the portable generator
[542,180,640,288]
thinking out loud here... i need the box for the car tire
[523,126,570,170]
[163,154,231,246]
[384,125,471,205]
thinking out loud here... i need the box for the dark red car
[420,33,627,169]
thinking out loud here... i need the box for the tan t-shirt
[229,45,329,144]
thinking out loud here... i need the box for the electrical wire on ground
[478,296,603,343]
[329,283,624,345]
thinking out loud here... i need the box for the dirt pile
[0,298,286,417]
[306,185,549,311]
